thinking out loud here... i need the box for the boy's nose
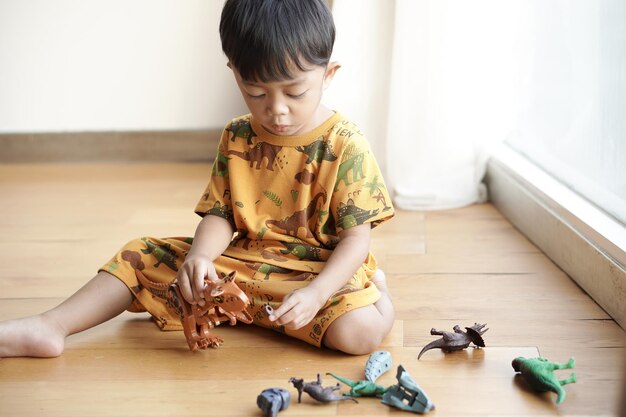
[268,99,288,116]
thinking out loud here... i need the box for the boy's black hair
[220,0,335,82]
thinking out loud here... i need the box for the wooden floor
[0,163,624,417]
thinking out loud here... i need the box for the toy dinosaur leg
[181,315,201,350]
[559,373,577,386]
[555,386,567,405]
[350,381,374,397]
[204,334,224,348]
[552,357,576,370]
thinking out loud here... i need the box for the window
[505,0,626,226]
[486,0,626,329]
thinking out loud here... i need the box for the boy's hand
[269,286,327,330]
[175,254,219,305]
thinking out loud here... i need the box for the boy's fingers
[205,269,220,284]
[273,304,307,328]
[274,311,295,327]
[192,269,206,303]
[269,298,295,322]
[177,272,195,304]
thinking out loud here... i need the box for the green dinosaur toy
[512,356,577,404]
[325,373,389,398]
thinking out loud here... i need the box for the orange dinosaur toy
[167,271,253,350]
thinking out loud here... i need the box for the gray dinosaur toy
[418,323,488,359]
[288,374,358,404]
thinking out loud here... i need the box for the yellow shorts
[100,237,381,347]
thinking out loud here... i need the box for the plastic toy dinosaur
[418,323,488,359]
[168,271,253,350]
[326,372,388,398]
[512,356,577,404]
[256,388,290,417]
[381,365,435,413]
[288,374,358,404]
[365,350,393,382]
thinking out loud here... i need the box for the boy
[0,0,394,357]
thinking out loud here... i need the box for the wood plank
[386,251,561,274]
[0,380,338,417]
[389,274,610,320]
[404,319,626,350]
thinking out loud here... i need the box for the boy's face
[230,62,339,136]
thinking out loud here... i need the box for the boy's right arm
[176,214,235,305]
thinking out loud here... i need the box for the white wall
[0,0,247,133]
[324,0,394,169]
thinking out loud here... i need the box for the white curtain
[326,0,527,210]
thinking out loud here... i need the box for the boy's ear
[323,61,341,89]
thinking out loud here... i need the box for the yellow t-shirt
[195,112,394,274]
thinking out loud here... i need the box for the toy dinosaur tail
[556,387,566,405]
[418,339,447,360]
[326,372,356,387]
[339,397,359,403]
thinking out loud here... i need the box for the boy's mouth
[270,124,291,134]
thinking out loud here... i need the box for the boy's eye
[247,93,265,99]
[288,91,307,99]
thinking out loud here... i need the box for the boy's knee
[324,312,385,355]
[329,329,383,356]
[344,336,383,356]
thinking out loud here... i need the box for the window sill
[485,144,626,329]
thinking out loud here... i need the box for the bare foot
[0,314,66,358]
[371,269,395,327]
[370,269,390,296]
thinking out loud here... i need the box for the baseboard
[0,130,222,163]
[485,144,626,330]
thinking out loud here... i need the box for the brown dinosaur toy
[167,271,253,350]
[288,374,358,404]
[418,323,489,359]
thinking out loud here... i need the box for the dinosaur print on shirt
[195,112,393,272]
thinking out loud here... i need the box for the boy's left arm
[269,224,371,330]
